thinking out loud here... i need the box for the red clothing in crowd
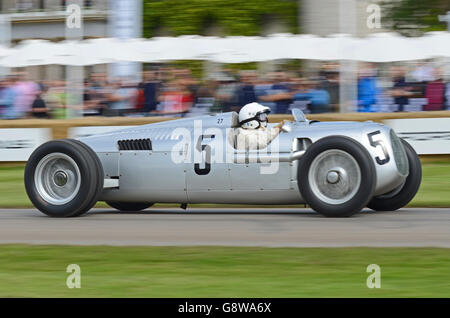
[424,80,445,111]
[161,91,193,113]
[136,87,145,110]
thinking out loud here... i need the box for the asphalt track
[0,208,449,247]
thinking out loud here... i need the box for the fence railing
[1,110,449,139]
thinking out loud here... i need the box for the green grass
[1,161,450,208]
[408,161,450,207]
[0,245,448,297]
[0,164,28,208]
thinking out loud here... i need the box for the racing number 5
[367,130,390,165]
[194,134,215,175]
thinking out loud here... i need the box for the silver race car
[24,109,421,217]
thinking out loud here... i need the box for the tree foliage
[382,0,450,36]
[143,0,299,37]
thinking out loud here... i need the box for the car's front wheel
[298,136,376,217]
[367,139,421,211]
[25,139,103,217]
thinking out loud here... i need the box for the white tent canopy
[0,32,449,67]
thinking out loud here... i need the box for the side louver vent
[118,139,152,151]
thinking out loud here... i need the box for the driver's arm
[261,119,288,147]
[273,119,288,131]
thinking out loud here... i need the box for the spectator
[211,72,238,113]
[445,81,450,110]
[13,72,40,118]
[0,78,7,117]
[142,70,161,114]
[108,80,138,116]
[46,80,66,119]
[258,71,293,114]
[178,68,199,101]
[158,79,193,115]
[293,79,331,114]
[357,65,378,112]
[424,69,445,111]
[82,80,105,117]
[234,71,257,111]
[31,84,50,119]
[0,76,19,119]
[389,66,414,112]
[190,82,215,116]
[254,74,276,113]
[88,72,111,116]
[135,81,145,113]
[411,61,435,83]
[319,71,340,112]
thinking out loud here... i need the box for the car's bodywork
[78,111,409,206]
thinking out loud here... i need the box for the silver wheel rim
[34,153,81,205]
[308,149,362,205]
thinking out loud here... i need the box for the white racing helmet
[238,102,271,129]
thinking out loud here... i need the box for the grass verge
[0,245,448,297]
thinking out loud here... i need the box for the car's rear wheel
[367,139,421,211]
[106,201,154,212]
[298,136,376,217]
[25,139,103,217]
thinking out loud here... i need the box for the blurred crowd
[0,61,449,120]
[357,62,450,113]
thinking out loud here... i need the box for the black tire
[106,201,154,212]
[367,139,421,211]
[64,139,104,217]
[298,136,376,217]
[24,139,103,217]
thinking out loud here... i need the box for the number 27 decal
[367,131,390,165]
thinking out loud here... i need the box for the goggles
[240,109,271,127]
[256,111,269,122]
[255,113,268,121]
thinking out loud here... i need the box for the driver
[235,102,287,150]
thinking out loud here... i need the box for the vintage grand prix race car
[24,109,421,217]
